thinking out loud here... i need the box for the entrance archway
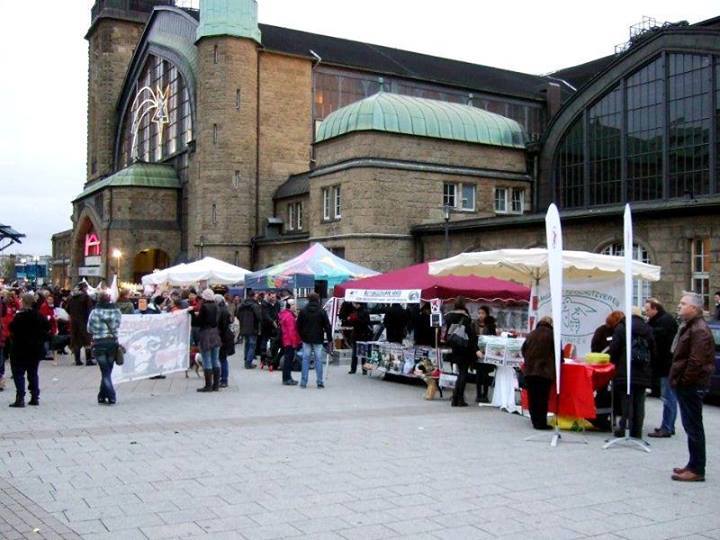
[133,249,170,283]
[72,212,104,285]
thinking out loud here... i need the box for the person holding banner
[86,292,122,405]
[608,308,656,439]
[670,292,716,482]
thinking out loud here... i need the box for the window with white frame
[443,182,475,211]
[322,188,330,220]
[691,238,711,311]
[287,204,295,231]
[600,242,652,307]
[333,185,341,219]
[296,202,303,230]
[495,187,524,214]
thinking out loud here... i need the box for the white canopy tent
[141,257,249,286]
[428,248,660,283]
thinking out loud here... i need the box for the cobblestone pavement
[1,353,718,539]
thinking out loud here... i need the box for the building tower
[85,0,173,183]
[189,0,261,267]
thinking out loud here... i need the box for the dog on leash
[185,350,203,378]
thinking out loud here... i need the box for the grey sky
[0,0,716,256]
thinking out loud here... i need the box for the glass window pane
[461,184,475,210]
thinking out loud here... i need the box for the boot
[212,368,220,391]
[74,349,83,366]
[28,396,39,406]
[9,394,25,408]
[197,371,212,392]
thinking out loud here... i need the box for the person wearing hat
[196,288,222,392]
[608,306,656,438]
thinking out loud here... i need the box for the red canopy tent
[334,262,529,303]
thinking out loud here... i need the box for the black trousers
[618,384,646,438]
[525,375,552,428]
[451,363,469,405]
[11,358,40,400]
[282,346,296,382]
[676,385,708,475]
[350,340,364,373]
[475,364,495,400]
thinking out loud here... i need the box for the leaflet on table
[478,336,525,367]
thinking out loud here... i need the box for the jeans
[282,346,296,382]
[220,357,229,384]
[660,376,678,434]
[243,335,257,368]
[301,343,325,387]
[95,351,116,403]
[10,358,39,400]
[676,385,708,475]
[201,346,220,370]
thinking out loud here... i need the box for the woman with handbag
[87,292,122,405]
[443,297,477,407]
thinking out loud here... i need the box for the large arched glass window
[599,242,652,307]
[554,52,719,208]
[119,55,193,168]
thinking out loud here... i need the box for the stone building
[54,0,720,309]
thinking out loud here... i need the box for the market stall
[245,243,378,297]
[337,262,531,388]
[141,257,250,287]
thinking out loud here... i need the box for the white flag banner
[545,204,564,395]
[534,277,624,359]
[113,312,190,384]
[623,204,633,395]
[344,289,422,304]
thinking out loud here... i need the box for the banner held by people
[113,312,191,384]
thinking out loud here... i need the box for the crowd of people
[1,279,717,481]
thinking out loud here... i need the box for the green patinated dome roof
[315,92,526,148]
[74,163,181,201]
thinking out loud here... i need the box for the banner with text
[344,289,422,304]
[534,277,624,358]
[113,312,190,384]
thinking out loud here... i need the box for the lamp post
[112,249,122,283]
[443,204,451,259]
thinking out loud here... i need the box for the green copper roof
[315,92,527,148]
[196,0,261,43]
[74,163,181,201]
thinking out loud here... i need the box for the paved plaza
[1,354,719,540]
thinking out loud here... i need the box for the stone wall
[189,36,259,268]
[418,212,720,308]
[258,53,313,230]
[86,19,144,181]
[315,132,527,173]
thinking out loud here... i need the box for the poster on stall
[534,277,624,359]
[113,312,191,384]
[344,289,421,304]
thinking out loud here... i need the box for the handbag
[446,322,469,348]
[102,318,124,366]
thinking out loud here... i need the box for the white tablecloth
[489,365,520,413]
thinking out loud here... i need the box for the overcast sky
[0,0,717,256]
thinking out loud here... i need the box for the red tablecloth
[521,363,616,419]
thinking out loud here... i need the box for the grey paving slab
[0,352,719,539]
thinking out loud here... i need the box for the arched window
[554,52,719,208]
[119,55,193,168]
[599,242,652,307]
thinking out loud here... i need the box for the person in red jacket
[1,290,21,391]
[278,299,301,386]
[37,291,58,361]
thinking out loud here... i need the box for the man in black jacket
[645,298,679,438]
[9,294,50,407]
[237,292,262,369]
[259,292,280,368]
[297,293,332,388]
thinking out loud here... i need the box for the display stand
[602,387,651,452]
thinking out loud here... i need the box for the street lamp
[442,204,452,259]
[112,249,122,282]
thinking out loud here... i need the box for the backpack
[631,335,650,367]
